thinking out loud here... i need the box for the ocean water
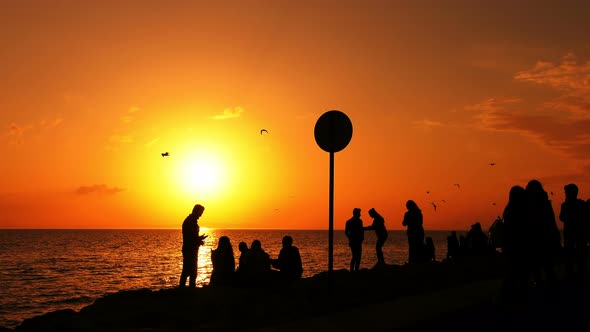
[0,229,452,328]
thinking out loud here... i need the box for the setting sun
[174,151,228,198]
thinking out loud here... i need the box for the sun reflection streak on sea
[0,229,451,328]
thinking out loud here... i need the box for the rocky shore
[5,254,587,331]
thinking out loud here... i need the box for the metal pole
[328,151,334,280]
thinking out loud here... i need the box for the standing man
[179,204,208,288]
[345,208,364,272]
[559,183,588,277]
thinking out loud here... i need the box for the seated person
[209,236,235,286]
[240,239,271,287]
[271,235,303,281]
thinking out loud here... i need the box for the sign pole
[313,110,353,292]
[328,151,334,279]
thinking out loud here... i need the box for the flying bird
[161,152,169,157]
[431,202,437,211]
[550,191,554,196]
[492,202,496,206]
[454,183,460,189]
[426,191,430,194]
[442,199,446,203]
[260,129,269,135]
[489,163,496,166]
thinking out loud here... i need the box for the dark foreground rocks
[5,254,529,331]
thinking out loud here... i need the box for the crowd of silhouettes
[441,180,590,297]
[184,182,590,290]
[209,236,303,288]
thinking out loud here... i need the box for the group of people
[445,222,495,260]
[211,235,303,287]
[344,207,389,272]
[445,180,590,293]
[344,203,437,272]
[178,204,303,288]
[180,179,590,289]
[500,180,589,293]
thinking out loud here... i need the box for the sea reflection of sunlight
[196,230,217,286]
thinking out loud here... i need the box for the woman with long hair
[402,200,425,264]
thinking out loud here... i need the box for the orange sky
[2,1,590,231]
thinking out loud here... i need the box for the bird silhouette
[431,202,437,211]
[454,183,460,189]
[492,202,496,205]
[550,191,554,196]
[260,129,269,135]
[426,191,430,194]
[161,152,169,157]
[442,199,446,203]
[489,163,496,166]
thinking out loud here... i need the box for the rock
[11,255,509,331]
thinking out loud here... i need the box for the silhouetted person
[466,222,488,255]
[526,179,561,288]
[402,200,425,264]
[502,185,528,295]
[488,216,505,251]
[424,236,435,262]
[271,235,303,281]
[458,235,467,256]
[364,208,388,265]
[234,241,249,286]
[237,241,249,269]
[209,236,235,287]
[241,239,271,287]
[345,208,364,272]
[446,231,460,259]
[179,204,207,288]
[559,183,588,277]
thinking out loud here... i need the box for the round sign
[314,110,353,153]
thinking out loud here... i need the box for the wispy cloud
[109,134,133,144]
[4,117,63,144]
[413,119,444,131]
[6,123,32,142]
[120,106,140,123]
[144,137,160,148]
[465,97,523,131]
[212,106,244,120]
[515,53,590,119]
[75,184,126,195]
[466,54,590,162]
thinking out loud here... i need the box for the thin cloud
[7,123,30,136]
[144,137,160,148]
[4,118,62,144]
[515,53,590,119]
[466,97,590,156]
[39,118,64,130]
[75,185,126,195]
[212,106,244,120]
[109,134,133,144]
[413,119,444,131]
[465,97,523,131]
[514,53,590,91]
[120,106,140,123]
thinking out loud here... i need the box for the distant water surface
[0,229,452,328]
